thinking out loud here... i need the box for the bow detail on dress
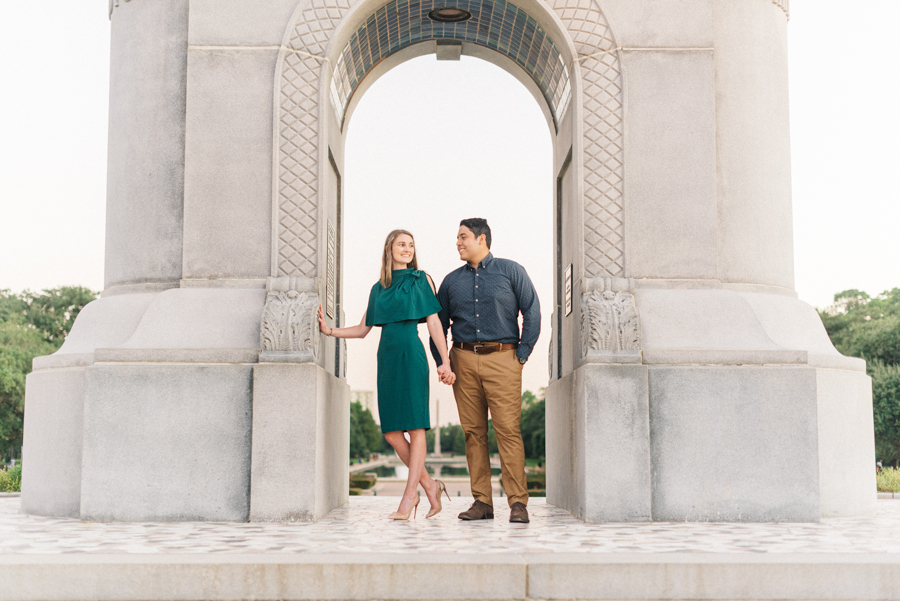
[397,270,422,294]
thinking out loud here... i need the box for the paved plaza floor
[4,496,900,555]
[6,497,900,600]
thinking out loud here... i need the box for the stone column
[250,277,350,521]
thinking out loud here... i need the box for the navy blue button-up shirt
[430,253,540,365]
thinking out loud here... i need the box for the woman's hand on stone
[317,305,329,335]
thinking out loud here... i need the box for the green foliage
[434,389,546,460]
[438,424,467,456]
[0,291,27,324]
[820,288,900,365]
[820,288,900,466]
[0,287,97,455]
[0,320,56,450]
[349,401,384,459]
[870,360,900,465]
[877,467,900,493]
[0,464,22,493]
[520,389,545,460]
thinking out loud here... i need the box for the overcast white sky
[1,2,898,425]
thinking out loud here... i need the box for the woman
[318,229,455,519]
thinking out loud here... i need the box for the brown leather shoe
[458,500,494,520]
[509,502,529,523]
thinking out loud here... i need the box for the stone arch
[272,0,626,281]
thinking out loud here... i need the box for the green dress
[365,269,442,433]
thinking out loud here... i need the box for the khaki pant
[450,347,527,507]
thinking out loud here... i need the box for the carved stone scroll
[259,276,321,363]
[581,277,641,362]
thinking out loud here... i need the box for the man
[431,218,540,523]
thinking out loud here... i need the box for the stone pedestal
[80,364,254,522]
[547,284,877,523]
[250,363,350,522]
[546,364,651,522]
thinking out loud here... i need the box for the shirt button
[477,329,480,332]
[476,299,478,302]
[475,285,478,288]
[476,274,479,276]
[476,314,479,317]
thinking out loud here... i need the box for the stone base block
[546,364,651,522]
[20,368,86,518]
[649,366,821,522]
[79,364,253,522]
[250,363,350,522]
[816,368,876,518]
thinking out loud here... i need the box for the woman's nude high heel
[425,479,451,519]
[388,494,420,520]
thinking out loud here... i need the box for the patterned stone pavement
[3,497,900,555]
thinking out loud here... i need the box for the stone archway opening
[259,0,625,522]
[339,52,555,446]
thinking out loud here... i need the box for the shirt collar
[466,252,494,271]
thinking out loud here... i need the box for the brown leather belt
[453,342,518,354]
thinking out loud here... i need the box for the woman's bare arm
[318,305,373,339]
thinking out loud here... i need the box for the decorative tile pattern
[328,0,572,129]
[547,0,624,278]
[275,0,626,280]
[772,0,789,19]
[4,498,900,555]
[276,0,354,277]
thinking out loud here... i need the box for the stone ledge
[93,348,259,363]
[2,553,900,600]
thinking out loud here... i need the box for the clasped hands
[436,364,456,386]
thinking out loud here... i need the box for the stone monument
[21,0,875,523]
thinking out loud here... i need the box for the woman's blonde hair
[380,229,418,288]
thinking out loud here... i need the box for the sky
[1,2,898,425]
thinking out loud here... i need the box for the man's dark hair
[460,218,491,249]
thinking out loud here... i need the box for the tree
[520,388,545,460]
[0,287,97,458]
[0,318,56,452]
[820,288,900,466]
[439,424,467,456]
[349,401,383,459]
[21,286,98,345]
[820,288,900,365]
[871,360,900,466]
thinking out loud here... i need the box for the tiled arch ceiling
[329,0,572,129]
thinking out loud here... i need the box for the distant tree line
[820,288,900,465]
[349,389,546,461]
[0,287,97,461]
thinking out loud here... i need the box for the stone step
[2,552,899,600]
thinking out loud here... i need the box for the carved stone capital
[259,277,321,363]
[581,277,642,363]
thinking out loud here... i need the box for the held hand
[317,305,329,335]
[437,364,456,386]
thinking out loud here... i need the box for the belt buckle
[473,344,484,354]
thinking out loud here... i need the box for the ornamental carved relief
[259,276,321,362]
[580,278,641,357]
